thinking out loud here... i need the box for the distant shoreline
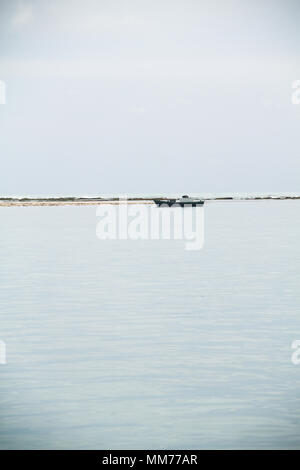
[0,196,300,206]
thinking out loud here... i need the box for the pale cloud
[46,1,146,34]
[60,14,145,34]
[130,106,147,114]
[0,57,298,82]
[12,2,34,28]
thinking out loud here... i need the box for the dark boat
[154,195,205,207]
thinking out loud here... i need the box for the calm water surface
[1,201,300,449]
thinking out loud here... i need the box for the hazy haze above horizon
[0,0,299,195]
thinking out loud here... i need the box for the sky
[0,0,299,195]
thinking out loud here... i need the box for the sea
[0,198,300,449]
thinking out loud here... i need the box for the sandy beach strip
[0,200,156,207]
[0,196,299,207]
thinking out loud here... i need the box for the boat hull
[154,199,204,207]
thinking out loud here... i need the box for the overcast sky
[0,0,299,195]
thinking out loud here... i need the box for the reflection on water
[0,201,300,449]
